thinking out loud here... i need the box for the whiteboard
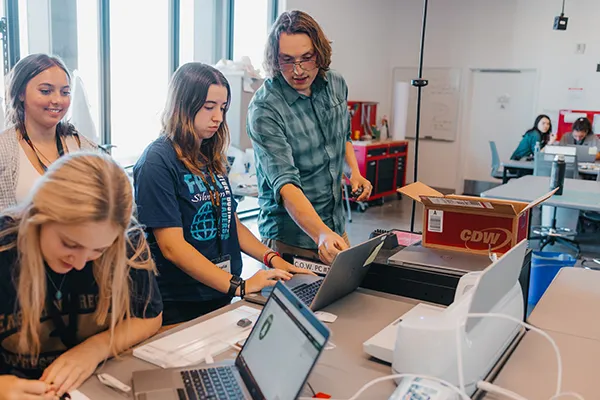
[392,67,461,142]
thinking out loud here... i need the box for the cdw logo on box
[399,182,555,255]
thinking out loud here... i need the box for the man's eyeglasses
[278,56,318,73]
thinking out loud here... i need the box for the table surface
[528,267,600,341]
[501,160,534,169]
[483,329,600,400]
[79,289,418,399]
[502,160,599,175]
[481,175,600,212]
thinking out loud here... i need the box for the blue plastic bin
[528,251,576,307]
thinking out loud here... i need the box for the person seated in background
[510,114,552,160]
[0,153,162,399]
[557,117,600,160]
[0,54,97,211]
[134,63,312,326]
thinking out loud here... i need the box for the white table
[481,175,600,212]
[78,289,419,399]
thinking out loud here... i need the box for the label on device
[293,257,330,275]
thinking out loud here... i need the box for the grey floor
[239,195,600,276]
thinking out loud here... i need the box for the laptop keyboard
[179,367,245,400]
[292,280,324,305]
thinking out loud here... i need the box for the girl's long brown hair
[264,10,332,78]
[161,63,231,175]
[0,152,156,359]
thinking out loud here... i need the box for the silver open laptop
[572,144,597,163]
[245,235,386,310]
[132,282,330,400]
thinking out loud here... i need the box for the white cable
[463,313,562,396]
[549,393,585,400]
[333,373,470,400]
[477,381,528,400]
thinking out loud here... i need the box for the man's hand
[348,174,372,202]
[317,231,349,265]
[270,256,317,276]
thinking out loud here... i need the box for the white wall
[285,0,396,117]
[285,0,600,192]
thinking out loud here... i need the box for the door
[462,70,537,183]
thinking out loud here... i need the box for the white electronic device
[364,240,527,396]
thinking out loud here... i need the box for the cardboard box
[398,182,555,255]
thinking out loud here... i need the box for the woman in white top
[0,54,96,211]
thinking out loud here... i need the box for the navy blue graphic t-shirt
[0,216,162,379]
[133,136,242,303]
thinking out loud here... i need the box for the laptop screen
[237,283,329,399]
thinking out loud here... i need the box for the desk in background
[481,175,600,212]
[79,289,417,399]
[502,160,599,181]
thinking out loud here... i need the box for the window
[75,1,100,139]
[179,0,195,66]
[232,0,269,75]
[109,0,169,165]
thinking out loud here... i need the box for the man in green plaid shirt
[247,10,372,265]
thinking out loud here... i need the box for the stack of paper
[133,306,260,368]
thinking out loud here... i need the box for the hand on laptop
[270,256,317,276]
[317,231,349,265]
[246,269,293,294]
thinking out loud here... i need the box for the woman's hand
[270,256,317,276]
[41,341,105,397]
[245,269,293,294]
[0,375,56,400]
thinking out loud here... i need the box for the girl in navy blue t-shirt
[134,63,312,325]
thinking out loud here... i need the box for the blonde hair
[0,152,155,359]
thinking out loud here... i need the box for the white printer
[364,240,527,396]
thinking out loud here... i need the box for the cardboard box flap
[398,182,444,203]
[519,188,558,214]
[420,196,519,216]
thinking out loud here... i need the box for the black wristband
[228,275,242,297]
[240,280,246,299]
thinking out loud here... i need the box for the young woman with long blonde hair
[134,62,312,325]
[0,152,162,399]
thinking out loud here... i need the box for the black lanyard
[199,171,223,257]
[21,130,66,172]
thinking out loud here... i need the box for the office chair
[489,141,518,183]
[529,152,580,256]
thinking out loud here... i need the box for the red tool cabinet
[351,140,409,202]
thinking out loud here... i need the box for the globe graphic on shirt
[190,202,218,241]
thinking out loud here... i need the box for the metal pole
[98,0,111,147]
[5,0,20,70]
[410,0,429,233]
[168,0,180,76]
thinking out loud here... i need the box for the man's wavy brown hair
[264,10,332,79]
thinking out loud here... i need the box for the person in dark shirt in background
[510,114,553,160]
